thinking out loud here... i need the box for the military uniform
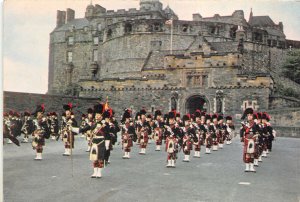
[31,104,50,160]
[121,109,136,159]
[152,110,164,151]
[240,108,259,172]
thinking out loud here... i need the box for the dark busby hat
[122,108,132,123]
[154,110,162,119]
[3,112,8,117]
[168,111,175,119]
[61,112,66,117]
[253,113,258,120]
[47,112,52,116]
[241,108,254,120]
[103,110,111,119]
[24,111,31,116]
[182,114,190,122]
[93,103,104,114]
[217,114,224,121]
[163,113,169,120]
[82,114,86,118]
[194,109,201,118]
[87,108,94,114]
[9,110,14,116]
[205,114,212,121]
[256,112,262,119]
[146,114,152,119]
[262,112,270,121]
[140,108,147,115]
[225,116,232,120]
[14,112,20,118]
[212,114,218,120]
[176,112,181,118]
[32,104,45,115]
[52,112,57,116]
[63,103,73,111]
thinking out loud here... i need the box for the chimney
[67,8,75,23]
[56,10,66,28]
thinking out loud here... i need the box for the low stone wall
[273,126,300,138]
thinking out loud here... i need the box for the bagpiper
[61,103,78,156]
[181,114,196,162]
[240,108,259,173]
[211,114,219,151]
[225,116,235,145]
[217,115,225,148]
[194,110,204,158]
[121,109,136,159]
[3,112,20,146]
[72,103,107,178]
[83,108,95,152]
[137,109,151,155]
[49,112,59,140]
[102,109,115,165]
[152,109,164,151]
[31,104,50,160]
[261,112,275,156]
[21,111,35,143]
[204,114,213,154]
[165,111,179,168]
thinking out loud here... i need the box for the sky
[2,0,300,94]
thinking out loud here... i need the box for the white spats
[22,138,29,143]
[166,160,172,167]
[258,156,263,162]
[139,148,146,155]
[212,145,218,151]
[254,159,259,167]
[96,168,102,178]
[7,139,12,144]
[219,144,224,148]
[155,145,161,151]
[63,149,71,156]
[249,163,256,173]
[193,151,201,158]
[91,168,97,178]
[86,146,91,152]
[245,163,250,172]
[205,148,211,154]
[262,151,267,157]
[171,160,175,168]
[182,155,190,162]
[123,152,130,159]
[34,153,42,160]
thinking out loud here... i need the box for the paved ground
[3,135,300,202]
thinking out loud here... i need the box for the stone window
[67,51,73,63]
[107,29,112,38]
[253,32,263,42]
[182,24,189,32]
[152,23,162,32]
[83,26,89,32]
[93,49,98,62]
[107,18,113,25]
[68,36,74,45]
[93,37,99,45]
[230,26,237,38]
[125,23,133,33]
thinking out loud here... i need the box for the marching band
[3,103,276,178]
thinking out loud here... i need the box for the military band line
[3,102,276,178]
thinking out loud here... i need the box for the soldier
[61,103,78,156]
[211,114,219,151]
[217,115,225,148]
[193,110,204,158]
[3,112,20,146]
[121,109,136,159]
[152,109,164,151]
[137,109,151,155]
[21,111,35,143]
[83,108,94,152]
[261,112,274,156]
[80,114,87,138]
[181,114,196,162]
[72,103,106,178]
[31,104,50,160]
[102,109,115,165]
[204,114,213,154]
[240,108,259,173]
[50,112,59,140]
[165,112,180,168]
[225,116,235,145]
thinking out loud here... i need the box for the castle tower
[140,0,162,11]
[236,25,246,41]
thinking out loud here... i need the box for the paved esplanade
[3,136,300,202]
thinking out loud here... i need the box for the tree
[281,49,300,84]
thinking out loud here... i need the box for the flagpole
[170,17,173,55]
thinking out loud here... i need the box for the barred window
[93,37,99,45]
[93,49,98,62]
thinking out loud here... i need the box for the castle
[48,0,290,118]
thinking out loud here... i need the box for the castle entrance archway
[185,95,209,114]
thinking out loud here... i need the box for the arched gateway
[185,95,209,114]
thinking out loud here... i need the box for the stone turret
[85,4,94,19]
